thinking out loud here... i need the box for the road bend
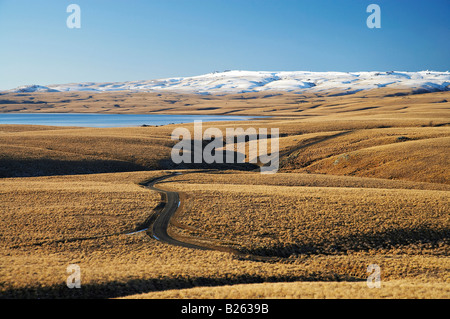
[142,172,211,251]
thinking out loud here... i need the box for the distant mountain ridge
[5,70,450,95]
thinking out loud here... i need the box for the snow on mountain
[9,84,60,93]
[5,70,450,95]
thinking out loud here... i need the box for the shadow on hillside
[0,153,259,178]
[0,272,361,299]
[159,139,260,171]
[0,138,262,178]
[243,227,450,258]
[0,158,148,178]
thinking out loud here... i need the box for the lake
[0,113,263,128]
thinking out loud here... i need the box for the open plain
[0,87,449,299]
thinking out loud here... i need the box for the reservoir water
[0,113,262,128]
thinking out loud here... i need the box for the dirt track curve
[142,173,211,251]
[141,171,277,260]
[141,131,356,257]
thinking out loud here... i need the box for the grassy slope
[0,126,175,177]
[1,87,449,117]
[165,179,449,256]
[0,172,162,247]
[279,127,450,184]
[123,280,450,299]
[0,89,449,298]
[306,136,449,183]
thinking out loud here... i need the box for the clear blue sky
[0,0,449,90]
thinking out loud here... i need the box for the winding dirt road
[141,172,281,262]
[141,132,354,255]
[142,172,213,251]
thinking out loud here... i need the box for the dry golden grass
[170,171,450,191]
[1,89,449,299]
[306,136,450,184]
[165,181,449,257]
[2,231,449,299]
[279,127,450,184]
[123,280,450,299]
[2,170,447,299]
[0,125,76,132]
[0,171,335,298]
[0,172,162,247]
[2,89,449,182]
[0,126,176,177]
[1,88,449,118]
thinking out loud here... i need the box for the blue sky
[0,0,449,90]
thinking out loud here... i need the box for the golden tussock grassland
[165,180,449,257]
[0,88,449,298]
[123,280,450,299]
[0,87,449,117]
[0,172,162,247]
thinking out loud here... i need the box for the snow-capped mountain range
[5,70,450,95]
